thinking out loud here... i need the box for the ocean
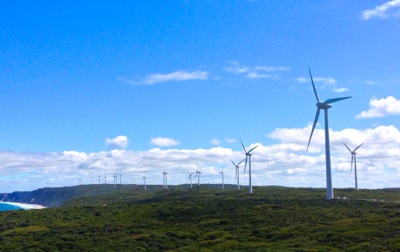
[0,202,24,211]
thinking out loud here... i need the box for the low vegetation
[0,186,399,251]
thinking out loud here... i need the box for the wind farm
[1,1,400,250]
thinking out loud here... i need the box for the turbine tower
[231,159,244,190]
[162,170,168,189]
[306,68,351,200]
[195,163,201,186]
[344,142,364,190]
[143,175,147,191]
[242,140,258,194]
[188,170,194,188]
[219,167,224,189]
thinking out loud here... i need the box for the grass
[0,186,399,251]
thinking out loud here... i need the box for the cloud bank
[1,125,399,192]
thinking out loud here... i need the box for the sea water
[0,202,24,211]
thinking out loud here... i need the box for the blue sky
[0,1,399,193]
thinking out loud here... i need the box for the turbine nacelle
[316,102,332,109]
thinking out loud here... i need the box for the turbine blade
[248,145,258,153]
[309,67,320,102]
[307,109,320,151]
[323,96,351,105]
[354,143,364,152]
[343,142,352,153]
[237,159,245,166]
[241,139,247,153]
[230,159,236,166]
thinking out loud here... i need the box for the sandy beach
[1,202,46,210]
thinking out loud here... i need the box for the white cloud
[225,138,237,143]
[145,70,208,84]
[356,96,400,119]
[297,76,336,85]
[362,0,400,20]
[1,125,400,192]
[333,87,349,93]
[118,70,209,85]
[210,139,220,145]
[106,136,129,149]
[151,137,180,147]
[224,61,289,79]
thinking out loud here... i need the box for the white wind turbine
[143,175,147,191]
[162,170,168,189]
[219,167,225,189]
[344,142,364,190]
[306,68,351,200]
[241,140,258,194]
[187,170,194,188]
[195,163,201,186]
[231,159,245,190]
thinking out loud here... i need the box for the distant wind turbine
[242,140,258,194]
[195,163,201,186]
[219,167,225,189]
[162,170,168,189]
[188,170,194,188]
[231,159,245,190]
[306,68,351,200]
[143,175,147,191]
[344,142,364,190]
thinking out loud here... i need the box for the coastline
[0,201,46,210]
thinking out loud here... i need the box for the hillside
[0,183,238,207]
[0,186,399,251]
[0,184,150,207]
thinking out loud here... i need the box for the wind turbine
[306,68,351,200]
[187,170,194,188]
[219,167,224,189]
[344,142,364,190]
[162,170,168,189]
[143,175,147,191]
[195,163,201,186]
[241,140,258,194]
[231,159,245,190]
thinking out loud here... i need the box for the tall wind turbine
[195,163,201,186]
[219,167,224,189]
[306,68,351,200]
[344,142,364,190]
[162,170,168,189]
[143,175,147,191]
[188,170,194,188]
[231,159,245,190]
[242,140,258,194]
